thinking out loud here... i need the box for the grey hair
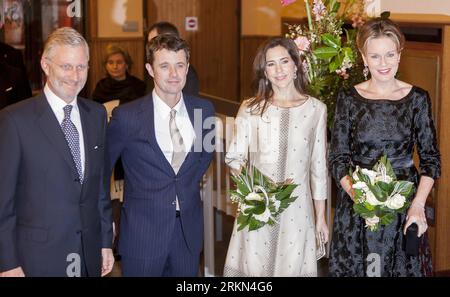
[42,27,89,60]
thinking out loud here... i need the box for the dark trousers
[121,216,200,277]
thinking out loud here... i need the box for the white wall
[241,0,450,36]
[381,0,450,16]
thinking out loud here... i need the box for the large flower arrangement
[281,0,368,126]
[350,156,414,231]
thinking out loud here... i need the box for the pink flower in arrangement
[294,36,311,54]
[351,14,365,28]
[280,0,297,6]
[312,0,327,21]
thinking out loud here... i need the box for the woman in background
[93,44,145,104]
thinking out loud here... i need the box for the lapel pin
[94,145,99,150]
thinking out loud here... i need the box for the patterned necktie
[61,105,83,183]
[169,109,186,174]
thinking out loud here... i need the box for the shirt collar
[152,89,185,120]
[44,84,79,113]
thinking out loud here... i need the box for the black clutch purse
[405,223,421,256]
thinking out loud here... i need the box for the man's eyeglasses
[46,58,89,72]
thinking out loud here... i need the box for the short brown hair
[147,21,179,39]
[248,37,307,116]
[146,34,190,66]
[357,18,405,55]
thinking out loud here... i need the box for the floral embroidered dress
[224,97,328,277]
[328,86,440,276]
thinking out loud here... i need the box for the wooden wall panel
[436,24,450,273]
[240,36,270,100]
[147,0,240,101]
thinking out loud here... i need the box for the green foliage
[229,165,299,232]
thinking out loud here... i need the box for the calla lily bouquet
[350,156,415,231]
[229,166,298,232]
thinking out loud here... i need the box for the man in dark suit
[0,60,32,109]
[0,27,114,277]
[106,34,214,276]
[0,22,32,104]
[145,22,199,96]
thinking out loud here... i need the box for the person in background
[92,44,146,262]
[0,5,32,108]
[92,44,145,104]
[146,21,199,97]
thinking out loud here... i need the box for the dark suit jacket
[145,65,200,97]
[0,94,113,276]
[106,93,214,260]
[0,61,32,109]
[0,42,32,100]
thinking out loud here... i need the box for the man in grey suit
[0,27,114,277]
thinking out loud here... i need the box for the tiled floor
[109,210,329,277]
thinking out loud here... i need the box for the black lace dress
[328,86,441,277]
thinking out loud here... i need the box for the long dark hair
[248,37,308,116]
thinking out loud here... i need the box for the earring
[265,78,269,86]
[363,65,369,80]
[293,72,297,79]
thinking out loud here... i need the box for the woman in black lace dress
[328,18,440,276]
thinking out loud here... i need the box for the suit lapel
[178,95,200,173]
[138,95,174,174]
[78,98,95,183]
[35,94,80,183]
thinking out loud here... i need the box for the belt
[352,155,414,169]
[176,210,180,218]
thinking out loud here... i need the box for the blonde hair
[103,44,133,70]
[356,18,405,55]
[42,27,89,60]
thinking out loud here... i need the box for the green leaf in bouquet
[380,213,395,226]
[393,181,414,198]
[353,203,372,215]
[366,183,387,202]
[313,46,339,60]
[237,214,250,231]
[376,181,395,194]
[363,201,375,211]
[321,33,341,49]
[248,218,265,231]
[329,53,344,73]
[275,184,297,201]
[356,170,372,185]
[375,155,396,179]
[251,202,266,215]
[342,47,354,63]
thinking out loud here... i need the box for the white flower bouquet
[350,155,415,231]
[229,166,298,232]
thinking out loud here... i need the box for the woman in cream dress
[223,37,329,277]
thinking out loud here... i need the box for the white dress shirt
[44,84,85,176]
[153,90,195,211]
[153,90,195,164]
